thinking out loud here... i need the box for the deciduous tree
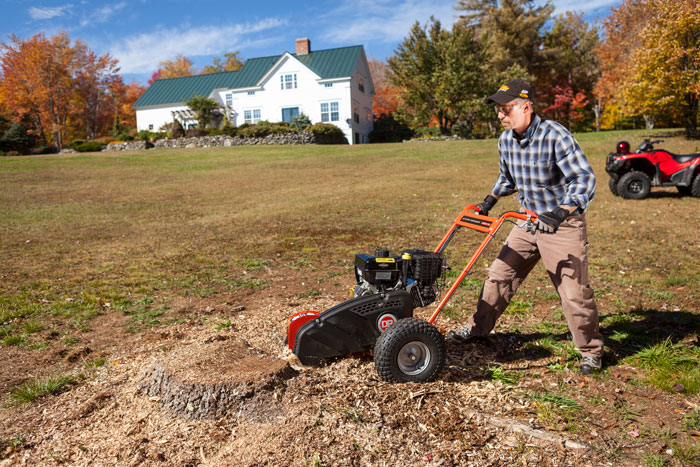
[158,54,196,79]
[0,32,75,147]
[72,40,122,139]
[368,58,400,117]
[201,52,244,74]
[633,0,700,137]
[539,12,600,130]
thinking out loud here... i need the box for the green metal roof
[133,46,363,108]
[295,45,362,80]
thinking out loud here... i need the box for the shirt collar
[512,113,540,148]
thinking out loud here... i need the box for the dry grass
[1,129,699,465]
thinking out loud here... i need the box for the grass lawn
[1,128,699,464]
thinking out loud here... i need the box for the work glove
[534,207,569,234]
[475,195,498,216]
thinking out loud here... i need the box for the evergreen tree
[387,17,490,135]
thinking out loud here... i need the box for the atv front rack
[426,205,535,325]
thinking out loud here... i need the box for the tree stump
[139,336,297,421]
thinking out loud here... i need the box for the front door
[282,107,299,122]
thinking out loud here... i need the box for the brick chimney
[295,38,310,55]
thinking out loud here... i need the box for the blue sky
[2,0,620,84]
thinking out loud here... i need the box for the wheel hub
[397,341,431,375]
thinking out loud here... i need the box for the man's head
[485,79,534,134]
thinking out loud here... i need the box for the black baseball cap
[484,79,534,105]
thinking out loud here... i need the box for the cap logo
[498,85,510,92]
[519,89,529,98]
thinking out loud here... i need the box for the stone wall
[154,132,317,149]
[103,141,153,151]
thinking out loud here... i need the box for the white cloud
[317,0,457,46]
[112,18,287,74]
[80,2,127,26]
[547,0,620,15]
[28,5,72,20]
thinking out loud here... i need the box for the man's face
[495,100,531,133]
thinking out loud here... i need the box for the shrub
[113,132,134,142]
[65,140,85,150]
[450,122,471,138]
[222,122,238,136]
[171,120,185,138]
[414,126,440,138]
[34,146,59,154]
[290,113,311,131]
[307,123,347,144]
[185,128,208,138]
[73,141,105,153]
[137,130,167,142]
[237,122,294,138]
[369,114,414,143]
[1,122,34,154]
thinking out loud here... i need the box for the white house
[134,39,375,144]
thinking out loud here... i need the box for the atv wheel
[608,176,620,196]
[692,173,700,198]
[618,171,651,200]
[374,318,445,383]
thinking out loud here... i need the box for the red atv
[606,139,700,199]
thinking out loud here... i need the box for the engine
[352,248,445,308]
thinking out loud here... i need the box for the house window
[280,74,297,90]
[321,102,339,122]
[324,83,333,88]
[244,109,261,124]
[225,93,232,106]
[358,76,365,93]
[148,124,153,130]
[282,107,299,123]
[353,103,359,123]
[247,91,255,95]
[366,109,371,123]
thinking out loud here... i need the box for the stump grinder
[286,205,536,383]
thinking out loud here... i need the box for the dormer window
[280,74,297,90]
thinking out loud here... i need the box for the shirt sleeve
[492,137,517,197]
[554,132,596,210]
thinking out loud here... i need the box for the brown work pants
[467,214,604,358]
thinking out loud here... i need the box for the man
[447,79,604,375]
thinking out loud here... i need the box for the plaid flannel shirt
[492,114,596,215]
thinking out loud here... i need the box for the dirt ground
[2,260,698,467]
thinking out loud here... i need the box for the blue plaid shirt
[492,114,596,215]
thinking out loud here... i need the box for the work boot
[579,356,602,375]
[447,325,475,344]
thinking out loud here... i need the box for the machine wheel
[374,318,445,383]
[618,171,651,200]
[608,176,620,196]
[692,173,700,198]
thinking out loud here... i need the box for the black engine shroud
[293,248,444,365]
